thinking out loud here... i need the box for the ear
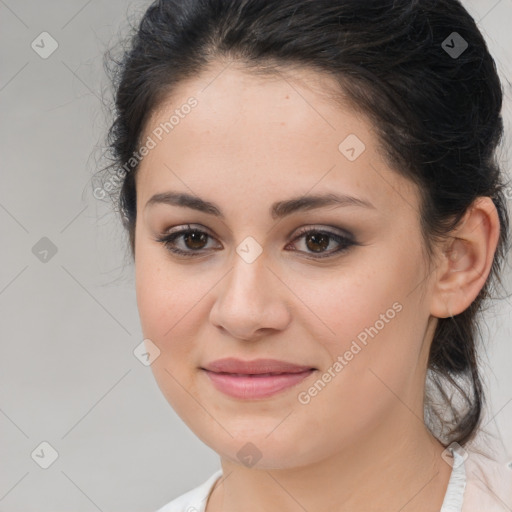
[430,197,501,319]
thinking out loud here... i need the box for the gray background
[1,1,511,510]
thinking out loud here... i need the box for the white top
[156,447,512,512]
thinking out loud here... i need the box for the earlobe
[429,197,500,319]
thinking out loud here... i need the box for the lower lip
[202,369,315,399]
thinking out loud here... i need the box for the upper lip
[202,358,315,375]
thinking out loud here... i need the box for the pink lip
[203,357,314,374]
[201,358,316,399]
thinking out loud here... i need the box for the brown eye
[304,232,330,253]
[155,225,220,257]
[156,224,357,260]
[286,226,356,259]
[182,230,209,250]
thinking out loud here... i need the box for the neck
[206,416,453,512]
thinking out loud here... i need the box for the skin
[133,60,500,512]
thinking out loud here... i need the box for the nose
[208,252,291,341]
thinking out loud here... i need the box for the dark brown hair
[97,0,511,447]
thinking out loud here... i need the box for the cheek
[134,250,204,417]
[295,246,425,399]
[289,259,407,353]
[135,242,192,338]
[134,248,198,380]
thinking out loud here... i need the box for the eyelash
[155,224,357,260]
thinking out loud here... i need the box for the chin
[190,423,323,470]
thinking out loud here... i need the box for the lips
[200,358,316,399]
[202,357,315,375]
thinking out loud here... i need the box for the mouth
[200,358,317,399]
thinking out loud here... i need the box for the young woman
[99,0,512,510]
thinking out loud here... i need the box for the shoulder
[462,449,512,512]
[155,469,223,512]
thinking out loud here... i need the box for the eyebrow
[145,191,376,220]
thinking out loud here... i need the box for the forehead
[136,62,418,217]
[145,62,358,148]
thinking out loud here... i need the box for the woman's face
[134,62,439,469]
